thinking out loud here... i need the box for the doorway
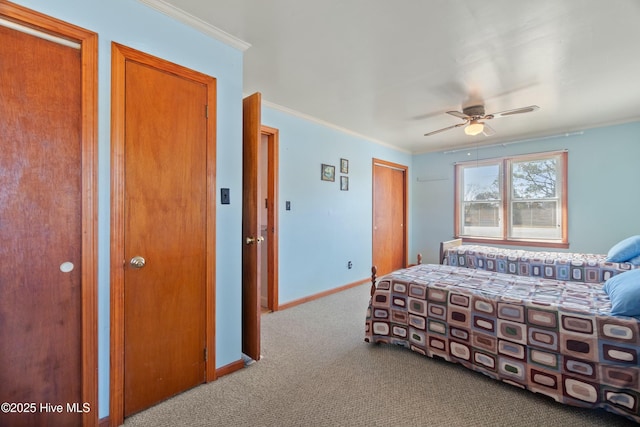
[242,94,279,362]
[110,43,217,424]
[260,126,280,313]
[0,4,98,427]
[372,158,408,276]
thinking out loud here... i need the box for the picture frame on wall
[340,158,349,174]
[340,176,349,191]
[321,164,335,182]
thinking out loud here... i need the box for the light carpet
[124,283,636,427]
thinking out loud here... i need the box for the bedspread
[365,263,640,423]
[443,244,637,283]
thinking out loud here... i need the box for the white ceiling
[153,0,640,154]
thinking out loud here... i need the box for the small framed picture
[340,176,349,191]
[340,158,349,174]
[321,164,335,182]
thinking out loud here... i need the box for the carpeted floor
[124,283,636,427]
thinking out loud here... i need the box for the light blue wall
[411,122,640,263]
[13,0,244,418]
[262,107,412,304]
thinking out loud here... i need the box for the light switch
[221,188,230,204]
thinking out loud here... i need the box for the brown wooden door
[372,159,408,276]
[122,57,208,416]
[0,25,83,427]
[242,92,262,361]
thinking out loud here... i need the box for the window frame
[454,150,568,248]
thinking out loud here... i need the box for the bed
[439,238,637,283]
[365,236,640,423]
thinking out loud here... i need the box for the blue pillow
[607,235,640,263]
[603,269,640,317]
[629,254,640,266]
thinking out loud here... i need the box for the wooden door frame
[261,125,279,311]
[0,3,98,426]
[372,158,409,269]
[109,43,217,427]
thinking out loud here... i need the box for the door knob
[246,236,265,245]
[130,256,146,269]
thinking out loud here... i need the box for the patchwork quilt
[443,244,637,283]
[365,264,640,423]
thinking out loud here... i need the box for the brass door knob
[246,236,265,245]
[130,256,146,269]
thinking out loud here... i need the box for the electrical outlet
[286,201,291,210]
[347,261,352,269]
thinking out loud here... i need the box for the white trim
[136,0,251,52]
[261,99,410,153]
[0,18,80,49]
[442,132,583,155]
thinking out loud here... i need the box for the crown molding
[260,98,409,154]
[136,0,251,52]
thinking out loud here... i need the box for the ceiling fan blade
[482,123,496,136]
[424,122,466,137]
[488,105,539,118]
[446,110,470,120]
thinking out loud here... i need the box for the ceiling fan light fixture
[424,103,539,137]
[465,120,484,136]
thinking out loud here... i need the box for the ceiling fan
[424,104,539,137]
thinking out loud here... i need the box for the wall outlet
[347,261,352,269]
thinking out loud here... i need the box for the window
[454,151,567,247]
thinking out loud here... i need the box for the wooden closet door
[110,42,216,425]
[122,58,208,417]
[372,160,408,276]
[0,25,83,427]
